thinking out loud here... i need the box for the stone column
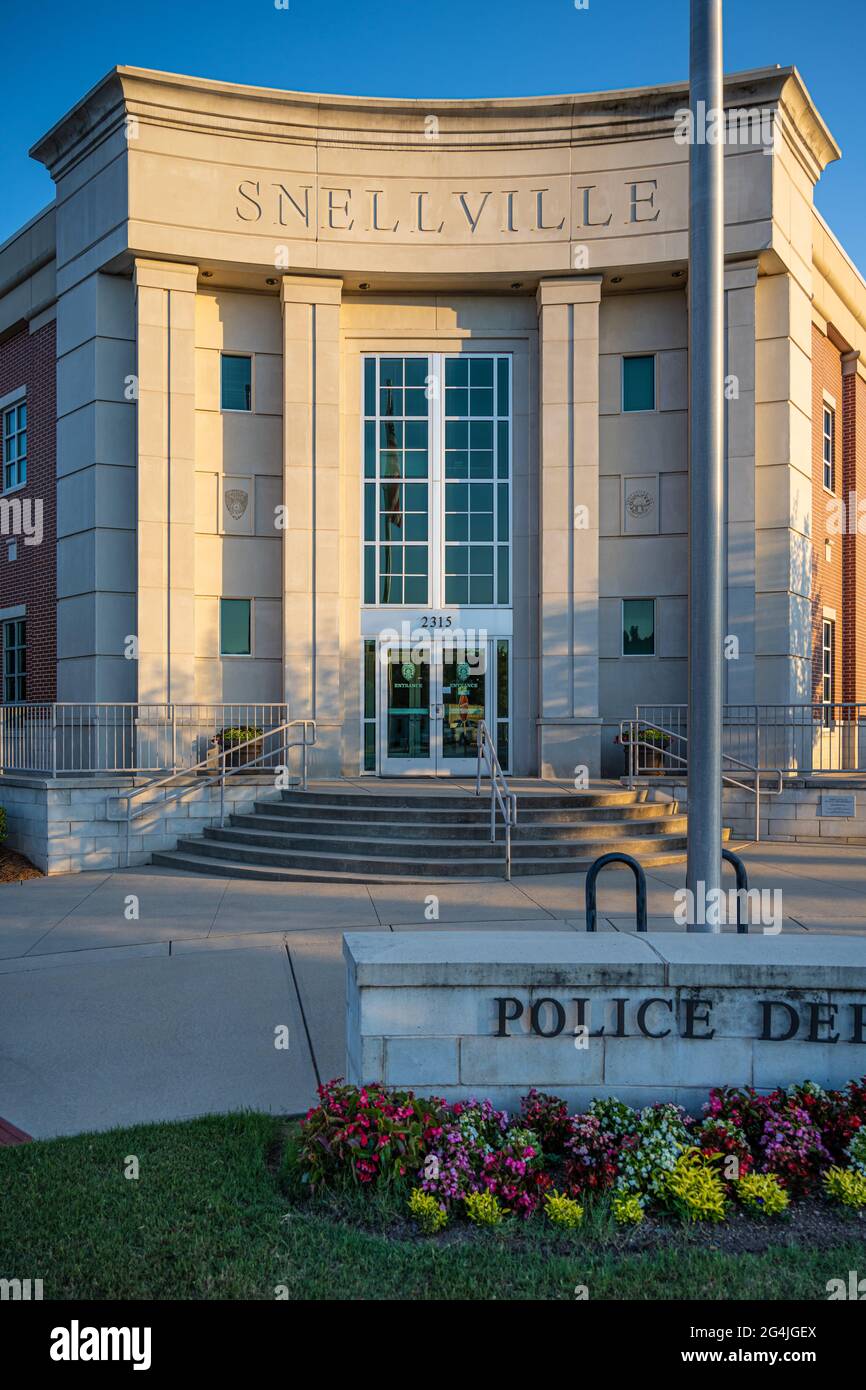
[536,276,603,778]
[724,259,758,705]
[755,271,813,707]
[56,271,136,702]
[133,259,198,705]
[281,275,343,774]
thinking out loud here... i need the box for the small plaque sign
[819,793,856,818]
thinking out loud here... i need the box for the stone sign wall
[344,931,866,1112]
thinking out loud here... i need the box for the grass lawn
[1,1111,864,1301]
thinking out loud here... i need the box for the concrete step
[147,778,729,882]
[151,844,698,883]
[277,788,648,811]
[221,813,689,847]
[250,798,672,826]
[160,830,694,877]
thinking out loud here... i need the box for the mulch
[308,1193,866,1256]
[0,848,43,882]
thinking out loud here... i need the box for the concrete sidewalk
[1,840,865,1138]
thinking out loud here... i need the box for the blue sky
[3,0,864,266]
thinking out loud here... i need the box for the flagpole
[686,0,725,931]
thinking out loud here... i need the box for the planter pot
[621,743,668,775]
[214,738,263,769]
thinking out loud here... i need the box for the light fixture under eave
[672,269,686,278]
[610,275,623,284]
[359,282,371,290]
[510,282,523,290]
[265,277,277,286]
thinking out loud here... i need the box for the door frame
[376,636,495,776]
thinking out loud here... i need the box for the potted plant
[213,726,263,769]
[615,726,671,774]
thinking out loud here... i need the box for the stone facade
[0,772,277,873]
[646,777,866,844]
[0,64,865,782]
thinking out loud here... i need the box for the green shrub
[0,806,7,844]
[215,726,262,748]
[824,1166,866,1209]
[407,1188,448,1235]
[665,1148,728,1223]
[543,1190,584,1229]
[619,728,670,748]
[464,1191,507,1226]
[611,1192,645,1226]
[736,1172,790,1217]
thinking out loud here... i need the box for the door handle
[431,704,444,719]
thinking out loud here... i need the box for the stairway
[152,785,729,882]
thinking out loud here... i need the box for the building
[1,63,865,785]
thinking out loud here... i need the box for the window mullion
[432,353,443,607]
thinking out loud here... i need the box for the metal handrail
[112,719,316,867]
[620,717,782,841]
[474,720,518,881]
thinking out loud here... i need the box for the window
[220,599,251,655]
[823,405,835,492]
[362,354,511,607]
[2,400,27,490]
[444,355,510,606]
[622,355,655,413]
[364,356,430,605]
[622,599,655,656]
[3,619,26,701]
[822,618,835,719]
[221,355,252,411]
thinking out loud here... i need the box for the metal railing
[112,719,316,867]
[585,853,648,932]
[620,716,783,841]
[584,846,752,932]
[475,719,518,881]
[0,703,293,776]
[635,703,866,776]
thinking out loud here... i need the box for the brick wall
[0,319,57,701]
[811,325,844,705]
[842,362,866,701]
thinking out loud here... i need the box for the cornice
[29,62,840,175]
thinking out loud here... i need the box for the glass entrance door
[441,650,485,770]
[382,646,432,774]
[379,642,490,775]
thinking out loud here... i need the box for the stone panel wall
[0,774,278,873]
[345,931,866,1111]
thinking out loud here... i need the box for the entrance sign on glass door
[380,641,489,775]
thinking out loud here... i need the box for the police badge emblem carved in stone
[224,489,249,521]
[626,489,654,519]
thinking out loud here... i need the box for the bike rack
[722,848,750,934]
[585,852,648,932]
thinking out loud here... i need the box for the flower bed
[298,1076,866,1234]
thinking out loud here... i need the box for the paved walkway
[2,840,865,1139]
